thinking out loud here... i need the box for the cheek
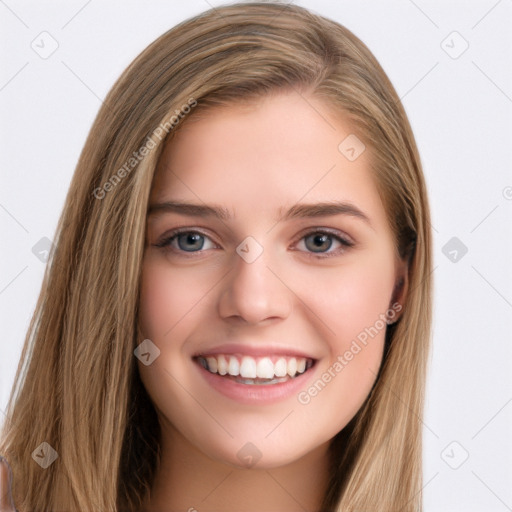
[330,263,393,347]
[293,250,395,352]
[137,256,223,443]
[290,250,395,427]
[138,254,215,341]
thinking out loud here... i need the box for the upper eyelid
[155,227,218,248]
[292,226,354,245]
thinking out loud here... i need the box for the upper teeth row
[198,355,311,379]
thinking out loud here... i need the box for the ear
[387,257,409,325]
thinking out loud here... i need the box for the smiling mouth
[194,354,316,385]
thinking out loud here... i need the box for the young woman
[0,2,432,511]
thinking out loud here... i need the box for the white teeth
[198,354,312,380]
[287,357,297,377]
[206,357,217,374]
[256,357,274,379]
[240,356,257,378]
[217,355,228,375]
[274,358,287,377]
[228,356,239,376]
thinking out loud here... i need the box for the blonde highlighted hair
[0,2,432,510]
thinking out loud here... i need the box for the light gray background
[1,1,511,510]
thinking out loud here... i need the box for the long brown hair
[0,2,432,510]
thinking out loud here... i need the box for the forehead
[150,91,387,229]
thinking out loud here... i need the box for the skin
[138,90,408,512]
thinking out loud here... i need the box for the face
[138,90,406,469]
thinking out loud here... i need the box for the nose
[217,243,292,325]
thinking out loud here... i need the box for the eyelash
[154,227,355,259]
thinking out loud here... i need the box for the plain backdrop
[1,1,511,510]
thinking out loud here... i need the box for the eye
[155,229,217,253]
[295,229,354,257]
[154,227,354,258]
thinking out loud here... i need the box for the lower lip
[194,359,317,405]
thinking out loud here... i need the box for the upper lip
[193,343,318,360]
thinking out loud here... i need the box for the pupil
[178,233,204,251]
[306,233,332,252]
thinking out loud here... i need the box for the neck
[141,422,330,512]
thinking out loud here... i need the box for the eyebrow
[147,200,372,226]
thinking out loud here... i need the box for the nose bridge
[218,235,291,324]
